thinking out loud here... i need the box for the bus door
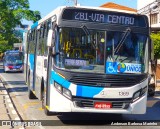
[35,21,52,100]
[35,24,49,99]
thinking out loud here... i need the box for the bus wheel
[28,74,36,99]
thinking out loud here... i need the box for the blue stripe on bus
[76,85,103,98]
[31,22,38,29]
[29,54,34,71]
[50,71,103,98]
[50,71,70,88]
[63,81,71,89]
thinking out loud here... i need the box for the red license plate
[94,102,112,109]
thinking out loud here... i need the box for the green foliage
[0,0,41,52]
[150,32,160,59]
[0,34,12,53]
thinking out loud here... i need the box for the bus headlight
[133,90,141,102]
[54,82,62,93]
[132,86,147,102]
[54,82,72,100]
[63,88,72,100]
[141,86,147,96]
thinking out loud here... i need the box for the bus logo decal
[117,63,126,73]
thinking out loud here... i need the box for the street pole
[75,0,77,6]
[73,0,77,6]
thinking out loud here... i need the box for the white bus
[23,6,153,115]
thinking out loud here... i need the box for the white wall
[137,0,155,10]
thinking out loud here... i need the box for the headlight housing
[132,86,147,102]
[54,82,62,93]
[54,82,72,100]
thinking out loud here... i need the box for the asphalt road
[0,62,160,129]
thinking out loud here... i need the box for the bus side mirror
[47,29,54,47]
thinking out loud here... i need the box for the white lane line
[7,99,11,103]
[12,110,17,114]
[9,103,13,108]
[5,95,9,98]
[3,90,8,94]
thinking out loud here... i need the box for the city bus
[3,50,24,73]
[23,6,153,115]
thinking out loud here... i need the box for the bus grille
[69,74,147,87]
[73,97,131,109]
[54,68,147,87]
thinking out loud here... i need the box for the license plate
[94,102,112,109]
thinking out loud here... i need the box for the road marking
[12,110,17,114]
[9,103,13,108]
[5,95,9,98]
[3,90,7,94]
[7,99,11,103]
[38,107,44,111]
[23,102,39,109]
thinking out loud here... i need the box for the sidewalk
[0,80,25,129]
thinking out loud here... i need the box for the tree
[0,0,41,49]
[0,34,12,53]
[150,32,160,59]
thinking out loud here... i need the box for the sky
[23,0,137,25]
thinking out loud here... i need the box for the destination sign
[62,8,147,27]
[74,12,135,25]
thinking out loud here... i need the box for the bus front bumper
[49,85,147,114]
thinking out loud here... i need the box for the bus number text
[119,91,129,96]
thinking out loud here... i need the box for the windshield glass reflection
[54,27,148,74]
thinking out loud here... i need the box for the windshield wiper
[81,25,96,49]
[81,25,90,35]
[114,28,131,54]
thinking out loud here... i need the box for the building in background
[137,0,160,32]
[13,24,28,51]
[100,2,137,12]
[14,24,29,42]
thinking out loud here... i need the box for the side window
[29,29,36,54]
[44,21,52,56]
[37,20,52,56]
[38,24,46,56]
[37,29,40,55]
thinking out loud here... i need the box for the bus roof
[29,6,140,30]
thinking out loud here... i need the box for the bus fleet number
[119,91,129,96]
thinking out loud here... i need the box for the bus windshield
[55,27,148,74]
[5,53,23,64]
